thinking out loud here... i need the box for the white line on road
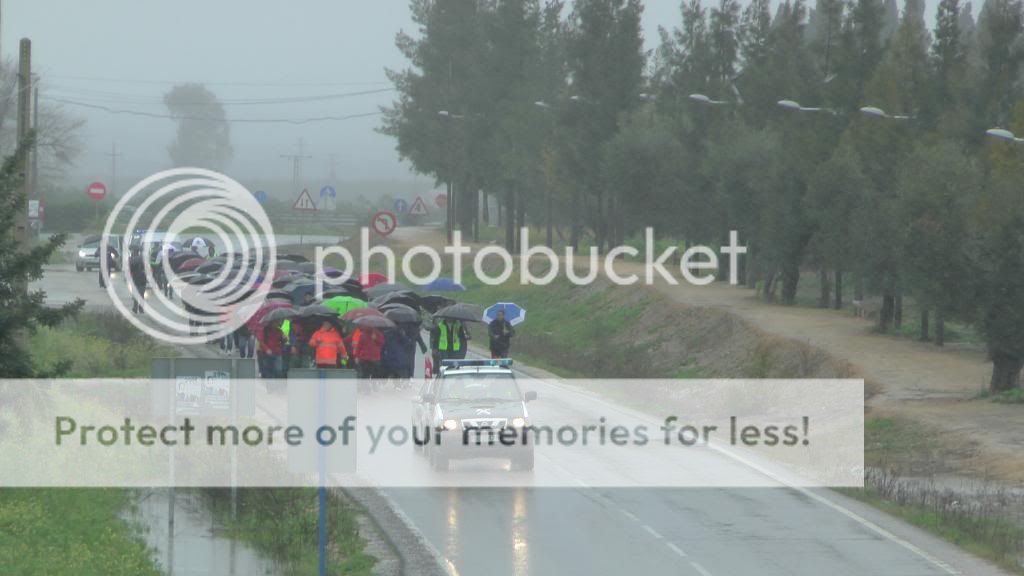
[641,524,664,539]
[689,560,714,576]
[621,509,640,523]
[666,542,688,558]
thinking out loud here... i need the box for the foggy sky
[3,1,937,192]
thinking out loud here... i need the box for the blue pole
[318,369,327,576]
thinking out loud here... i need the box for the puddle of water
[128,489,281,576]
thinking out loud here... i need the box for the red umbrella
[360,272,388,289]
[342,308,384,322]
[176,257,207,273]
[247,301,293,342]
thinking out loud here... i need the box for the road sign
[27,200,39,219]
[320,185,336,199]
[372,211,398,237]
[86,181,107,201]
[435,193,448,209]
[293,189,318,212]
[393,198,409,214]
[409,196,430,216]
[254,190,268,204]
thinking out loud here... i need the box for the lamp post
[986,127,1024,144]
[859,106,912,121]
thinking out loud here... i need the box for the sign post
[87,181,107,221]
[372,211,398,237]
[409,196,429,217]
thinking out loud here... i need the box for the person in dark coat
[128,247,148,314]
[488,310,516,358]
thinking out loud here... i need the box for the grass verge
[0,489,160,576]
[206,488,376,576]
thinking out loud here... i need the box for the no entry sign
[86,181,107,201]
[372,211,398,237]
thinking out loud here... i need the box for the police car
[413,359,537,472]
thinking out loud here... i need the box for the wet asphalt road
[35,266,1011,576]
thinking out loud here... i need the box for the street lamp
[859,106,912,121]
[777,99,836,115]
[437,109,467,242]
[534,101,552,109]
[690,93,729,106]
[986,128,1024,144]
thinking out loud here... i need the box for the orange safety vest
[309,328,347,367]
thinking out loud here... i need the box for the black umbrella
[421,295,455,314]
[267,290,291,301]
[323,286,363,299]
[298,304,336,318]
[260,307,298,325]
[279,254,309,263]
[297,261,317,274]
[366,282,409,300]
[275,260,302,272]
[434,303,484,323]
[373,292,420,310]
[380,304,421,325]
[353,314,396,330]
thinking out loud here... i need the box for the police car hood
[440,400,524,419]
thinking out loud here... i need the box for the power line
[42,73,391,88]
[43,96,384,125]
[42,86,395,106]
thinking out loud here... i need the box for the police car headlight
[511,417,527,428]
[442,419,459,431]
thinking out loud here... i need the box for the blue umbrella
[422,277,466,292]
[484,302,526,326]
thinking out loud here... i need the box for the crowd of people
[99,234,518,386]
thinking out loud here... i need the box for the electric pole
[328,154,340,183]
[281,138,311,194]
[32,75,39,229]
[13,38,30,251]
[107,143,122,199]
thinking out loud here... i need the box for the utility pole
[327,154,340,183]
[106,143,122,199]
[13,38,30,261]
[281,138,311,194]
[31,74,40,231]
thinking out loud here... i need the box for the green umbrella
[322,295,368,317]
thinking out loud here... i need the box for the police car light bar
[440,359,514,371]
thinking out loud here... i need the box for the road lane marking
[642,524,664,539]
[508,365,962,576]
[689,560,713,576]
[667,542,688,558]
[621,510,640,523]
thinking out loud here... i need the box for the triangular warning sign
[293,189,318,212]
[409,196,429,216]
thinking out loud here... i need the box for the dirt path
[388,227,1024,482]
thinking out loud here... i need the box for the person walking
[400,323,428,379]
[488,310,516,359]
[258,321,285,382]
[431,318,470,364]
[352,327,385,379]
[128,247,148,314]
[309,321,348,369]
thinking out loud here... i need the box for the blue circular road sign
[394,198,409,214]
[320,185,337,199]
[254,190,268,204]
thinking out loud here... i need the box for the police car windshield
[438,375,519,402]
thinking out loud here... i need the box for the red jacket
[352,328,384,362]
[261,326,284,355]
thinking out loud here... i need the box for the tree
[565,0,645,250]
[164,84,233,171]
[0,138,82,377]
[897,141,979,345]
